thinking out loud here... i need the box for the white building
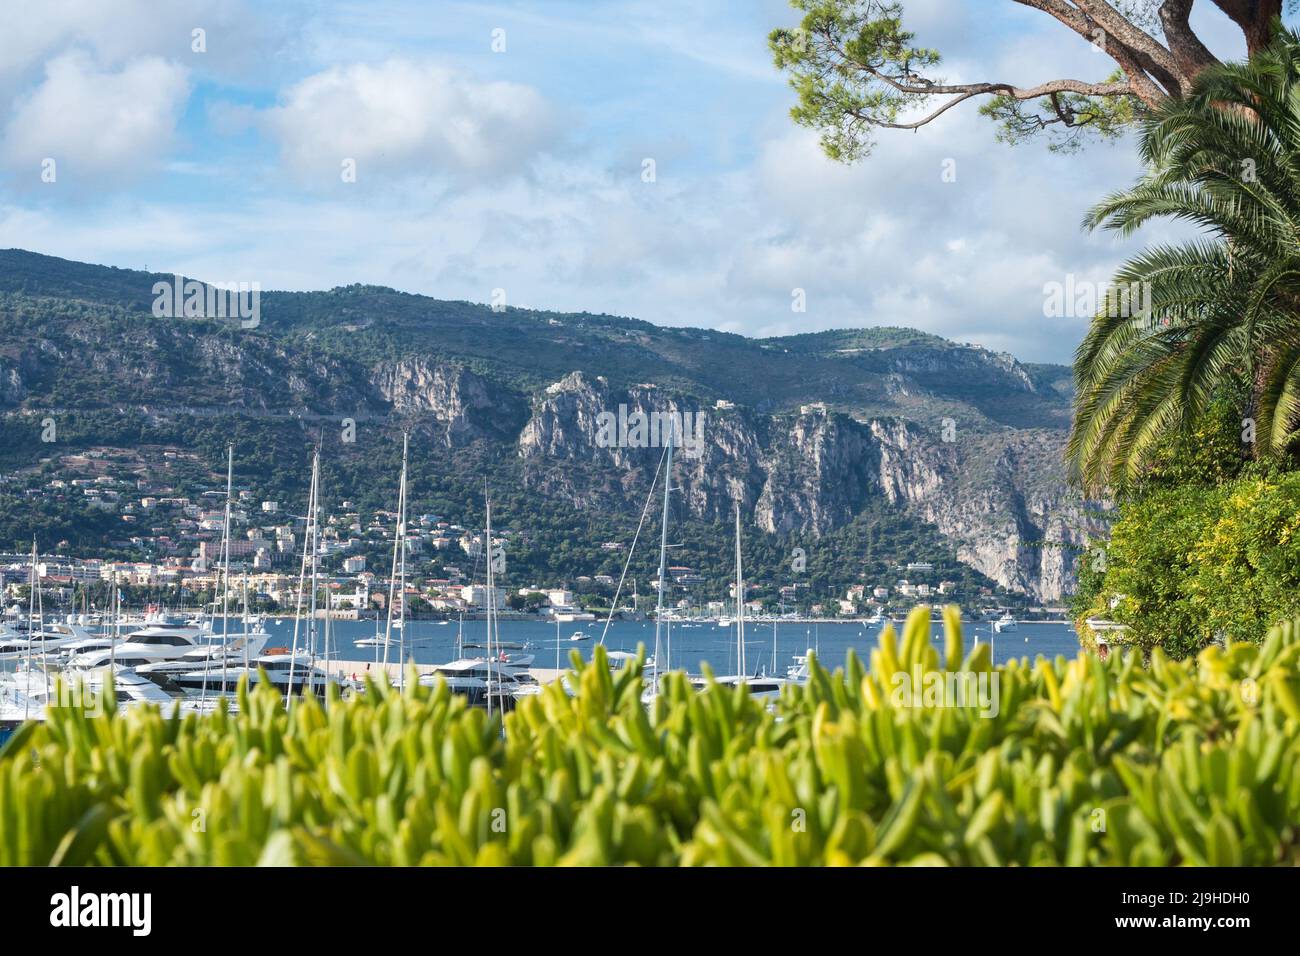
[547,589,575,607]
[461,585,507,609]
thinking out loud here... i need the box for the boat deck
[317,660,566,687]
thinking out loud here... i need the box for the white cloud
[0,52,190,185]
[260,58,560,185]
[0,0,274,91]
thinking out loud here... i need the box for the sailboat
[708,503,789,701]
[370,435,411,679]
[421,483,534,710]
[640,438,676,705]
[286,448,330,708]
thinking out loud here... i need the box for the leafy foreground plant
[2,607,1299,866]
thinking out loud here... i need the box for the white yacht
[0,664,195,725]
[992,612,1018,633]
[681,505,792,703]
[419,656,537,710]
[0,621,98,662]
[137,649,329,697]
[57,620,206,662]
[63,623,208,671]
[128,626,271,685]
[785,649,814,685]
[695,673,790,701]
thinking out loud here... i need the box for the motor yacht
[992,612,1018,633]
[137,650,330,697]
[0,663,196,726]
[0,621,97,662]
[63,623,209,671]
[418,656,537,710]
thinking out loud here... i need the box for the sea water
[271,618,1081,676]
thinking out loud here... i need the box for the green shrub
[1084,472,1300,655]
[2,606,1299,866]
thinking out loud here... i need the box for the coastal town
[0,448,1065,624]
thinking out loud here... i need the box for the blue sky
[0,0,1279,363]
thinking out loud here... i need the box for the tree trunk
[1212,0,1285,57]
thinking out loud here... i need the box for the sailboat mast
[308,453,320,690]
[397,434,409,690]
[735,501,745,677]
[32,539,50,682]
[112,585,121,692]
[485,486,494,717]
[287,448,318,714]
[220,444,233,696]
[653,441,673,688]
[24,540,36,720]
[382,435,408,681]
[242,575,251,673]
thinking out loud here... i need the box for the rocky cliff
[371,358,524,445]
[515,371,1097,601]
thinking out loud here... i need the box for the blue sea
[266,618,1081,675]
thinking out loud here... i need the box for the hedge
[1,606,1298,865]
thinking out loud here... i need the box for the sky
[0,0,1278,363]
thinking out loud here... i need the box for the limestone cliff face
[879,429,1103,602]
[753,408,883,536]
[516,371,1100,601]
[371,358,523,446]
[516,372,766,518]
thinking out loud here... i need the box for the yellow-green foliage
[2,607,1299,866]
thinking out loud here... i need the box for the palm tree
[1068,26,1300,494]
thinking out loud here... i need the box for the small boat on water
[786,650,814,685]
[993,612,1018,633]
[569,631,590,642]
